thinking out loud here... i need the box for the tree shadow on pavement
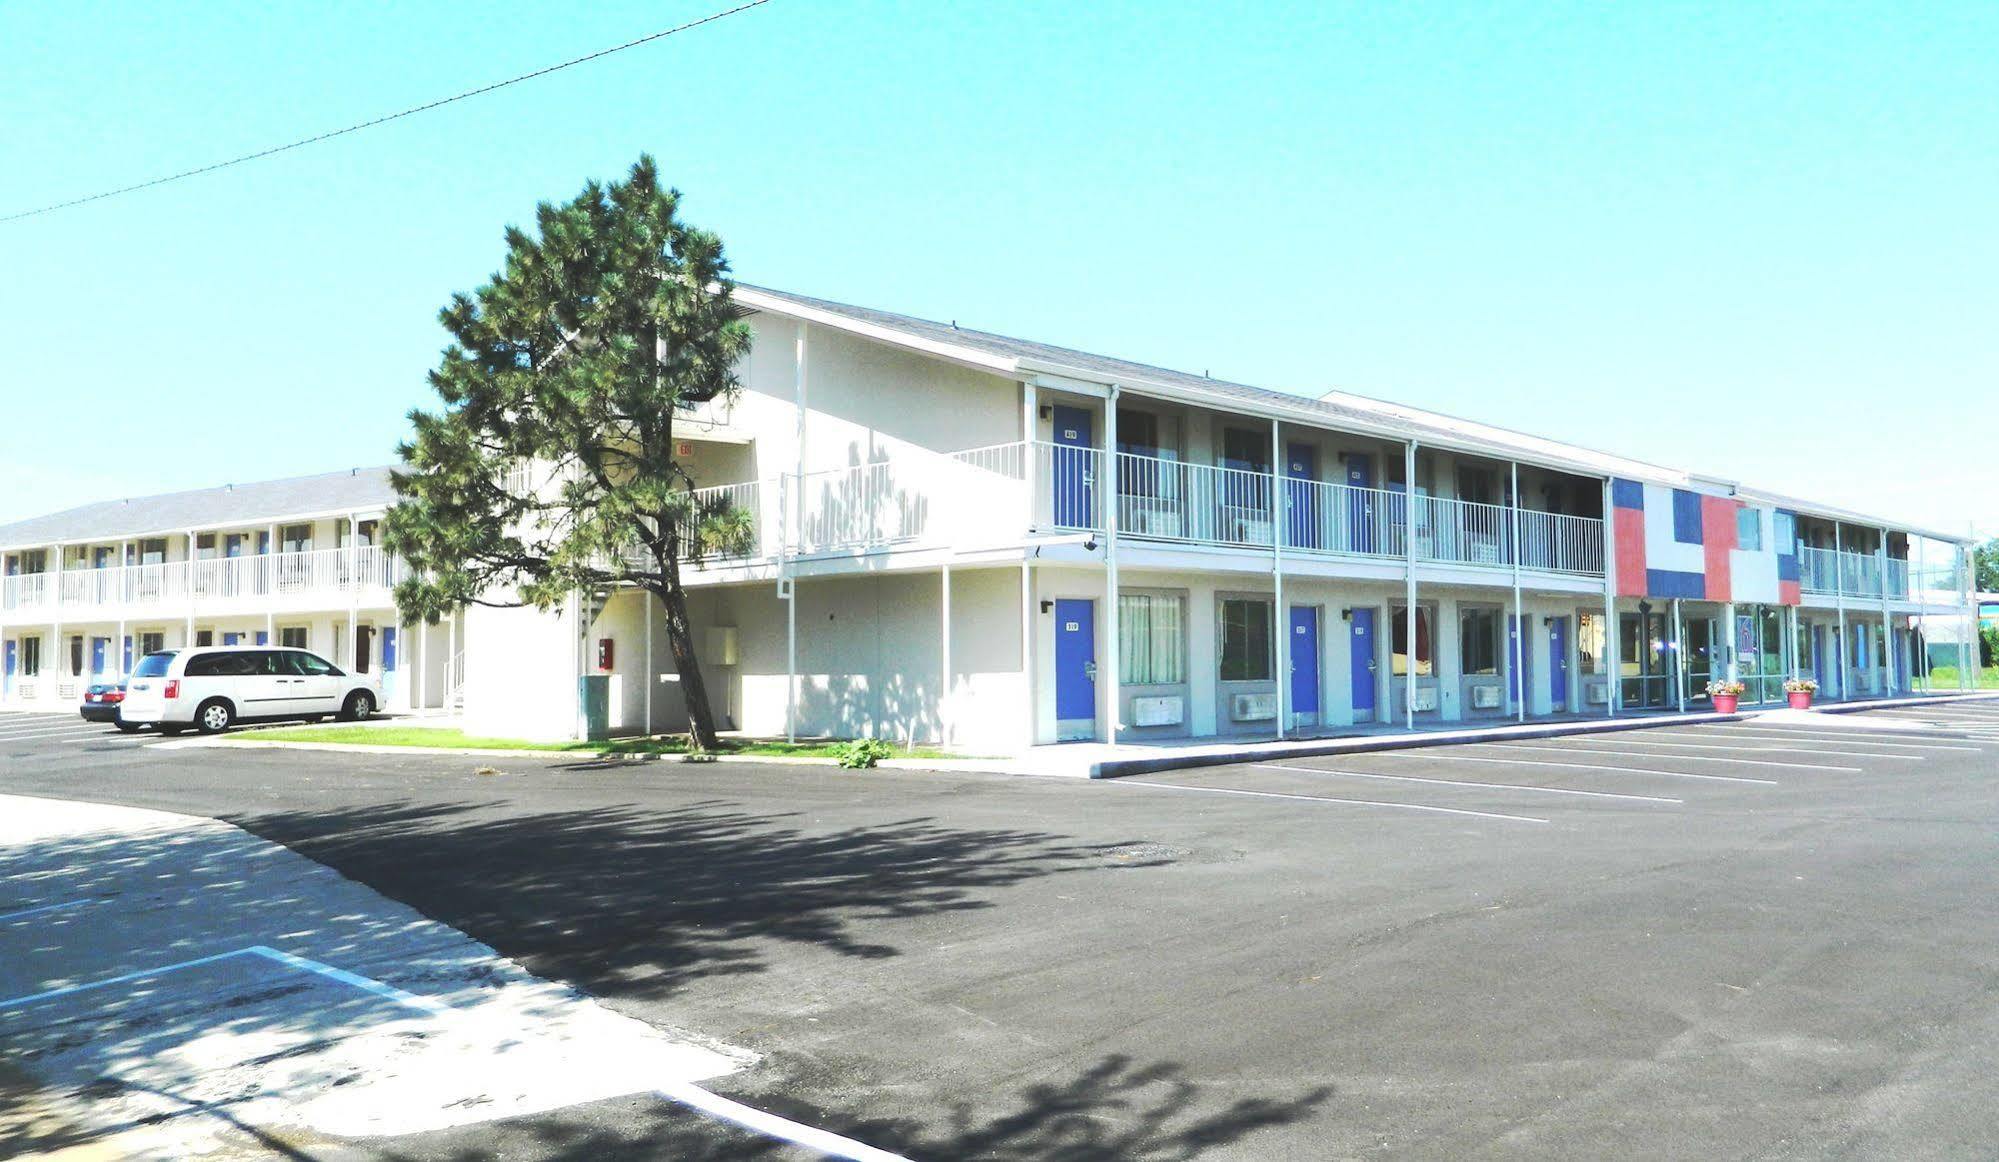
[380,1053,1334,1161]
[226,797,1165,1003]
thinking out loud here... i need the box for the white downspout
[1601,479,1617,718]
[1878,527,1893,696]
[1404,441,1418,732]
[1272,418,1286,740]
[1834,522,1849,699]
[940,564,952,748]
[1510,461,1524,723]
[1103,386,1121,745]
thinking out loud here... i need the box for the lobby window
[1391,605,1434,677]
[1460,608,1500,676]
[20,636,41,678]
[1119,593,1185,685]
[1219,598,1273,682]
[139,632,165,655]
[1737,507,1763,551]
[1772,510,1796,555]
[280,626,309,650]
[1578,613,1606,675]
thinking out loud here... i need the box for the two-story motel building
[2,285,1982,748]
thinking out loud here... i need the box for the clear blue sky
[2,1,1992,538]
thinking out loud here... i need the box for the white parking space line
[1254,763,1683,804]
[0,726,120,743]
[1117,779,1551,823]
[0,898,98,924]
[1589,737,1921,760]
[0,944,914,1162]
[1369,751,1781,786]
[0,720,95,737]
[1655,728,1980,751]
[1480,742,1855,773]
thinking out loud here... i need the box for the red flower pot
[1712,694,1740,714]
[1787,691,1813,710]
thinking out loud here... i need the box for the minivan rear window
[133,652,177,678]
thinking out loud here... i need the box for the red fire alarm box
[597,638,614,671]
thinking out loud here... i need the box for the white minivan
[118,646,381,735]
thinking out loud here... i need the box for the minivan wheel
[339,691,374,722]
[195,699,234,734]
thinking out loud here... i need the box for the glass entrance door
[1619,608,1675,708]
[1683,616,1715,704]
[1733,604,1791,704]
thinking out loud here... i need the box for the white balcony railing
[0,548,404,616]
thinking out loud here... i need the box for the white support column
[1022,380,1039,533]
[785,320,809,744]
[116,617,126,680]
[184,530,196,645]
[1601,479,1618,718]
[1020,562,1034,749]
[417,616,427,712]
[1510,462,1524,723]
[1673,598,1687,713]
[1405,441,1418,732]
[1963,540,1976,692]
[940,565,953,748]
[1789,604,1801,683]
[1878,527,1894,695]
[1724,602,1738,683]
[1102,387,1121,744]
[1834,523,1849,699]
[1271,418,1286,740]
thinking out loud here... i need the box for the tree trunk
[653,552,720,752]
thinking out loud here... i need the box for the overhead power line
[0,0,773,225]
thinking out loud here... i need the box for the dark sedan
[79,682,128,724]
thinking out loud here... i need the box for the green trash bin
[577,674,611,741]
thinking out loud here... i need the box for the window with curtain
[1578,612,1605,674]
[1119,593,1185,685]
[1460,607,1500,675]
[1219,598,1273,681]
[1391,605,1434,676]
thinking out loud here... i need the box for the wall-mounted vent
[1585,681,1611,705]
[1410,687,1439,712]
[1470,685,1503,709]
[1132,696,1184,727]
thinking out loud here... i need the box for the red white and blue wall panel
[1609,479,1796,606]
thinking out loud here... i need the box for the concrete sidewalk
[0,793,757,1159]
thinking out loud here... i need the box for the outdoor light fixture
[1040,600,1053,614]
[1340,607,1353,621]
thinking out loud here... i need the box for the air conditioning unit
[1470,684,1502,709]
[1131,695,1184,727]
[1409,687,1439,712]
[1585,681,1611,705]
[1125,504,1181,538]
[1230,692,1277,722]
[703,626,739,666]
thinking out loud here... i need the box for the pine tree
[383,156,751,751]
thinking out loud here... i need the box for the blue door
[1054,599,1096,737]
[382,627,400,701]
[223,632,243,646]
[255,631,269,646]
[90,637,108,677]
[122,636,133,675]
[3,640,14,697]
[1349,608,1377,716]
[1289,606,1320,719]
[1548,617,1569,707]
[1285,444,1319,550]
[1346,455,1374,553]
[1050,407,1095,530]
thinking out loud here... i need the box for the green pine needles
[383,155,751,751]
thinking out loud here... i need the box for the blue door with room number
[1548,617,1569,707]
[1050,407,1095,530]
[1285,444,1319,550]
[1346,456,1374,553]
[1054,598,1096,739]
[1349,608,1376,716]
[1290,606,1320,720]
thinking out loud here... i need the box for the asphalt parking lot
[5,699,1999,1159]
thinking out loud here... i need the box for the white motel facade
[2,285,1983,749]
